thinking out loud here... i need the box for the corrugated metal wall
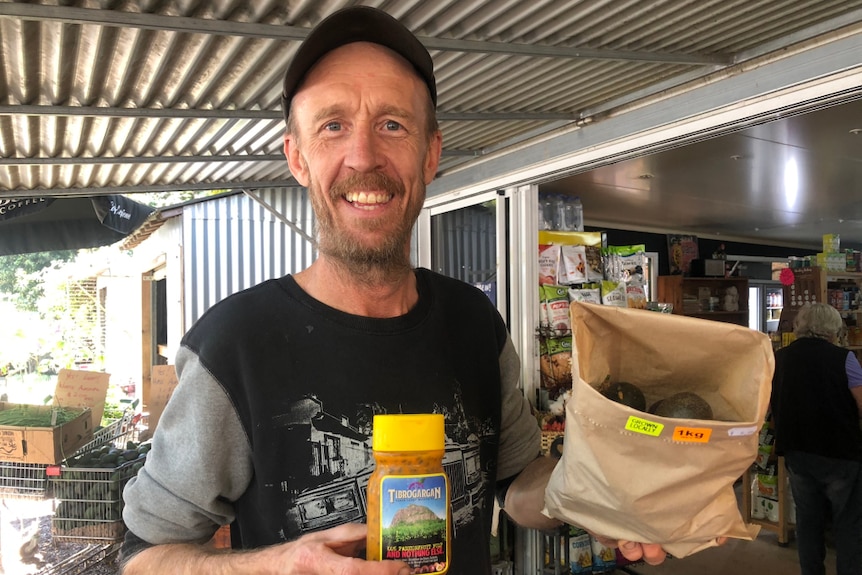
[183,187,315,327]
[431,202,497,285]
[3,1,861,195]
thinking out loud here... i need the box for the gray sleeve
[496,335,542,481]
[122,346,253,545]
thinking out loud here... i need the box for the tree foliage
[0,251,77,312]
[134,189,225,208]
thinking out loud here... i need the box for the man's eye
[324,121,342,132]
[384,120,403,131]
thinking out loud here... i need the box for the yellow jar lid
[372,414,444,452]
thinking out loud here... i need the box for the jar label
[376,472,449,573]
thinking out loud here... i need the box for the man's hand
[257,523,412,574]
[589,534,666,566]
[123,523,413,574]
[617,541,667,566]
[591,534,728,566]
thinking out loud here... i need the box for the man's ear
[284,133,310,187]
[423,130,443,185]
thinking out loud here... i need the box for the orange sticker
[672,426,712,443]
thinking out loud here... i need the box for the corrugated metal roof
[0,0,860,198]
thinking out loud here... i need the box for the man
[772,302,862,575]
[120,7,665,574]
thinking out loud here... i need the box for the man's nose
[343,127,384,172]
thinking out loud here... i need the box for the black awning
[0,195,154,256]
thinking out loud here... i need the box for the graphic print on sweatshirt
[271,383,494,542]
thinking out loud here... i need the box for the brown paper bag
[543,302,774,557]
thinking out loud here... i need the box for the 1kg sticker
[672,426,712,443]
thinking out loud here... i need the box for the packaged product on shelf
[585,246,604,282]
[754,421,775,470]
[754,444,773,470]
[822,252,847,272]
[823,233,840,253]
[625,284,647,309]
[604,245,646,284]
[756,496,780,523]
[603,245,648,309]
[600,280,627,307]
[568,527,592,574]
[559,245,587,284]
[568,286,601,305]
[539,285,571,335]
[750,475,764,519]
[758,422,775,446]
[539,336,572,400]
[590,535,617,573]
[539,244,561,285]
[538,230,605,283]
[756,466,779,500]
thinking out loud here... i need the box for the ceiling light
[850,128,862,135]
[784,157,798,209]
[637,174,654,180]
[730,155,742,160]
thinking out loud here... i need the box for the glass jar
[366,414,450,574]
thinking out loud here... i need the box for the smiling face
[284,42,442,278]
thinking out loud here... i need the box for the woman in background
[772,302,862,575]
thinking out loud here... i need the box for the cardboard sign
[53,369,110,427]
[148,365,178,432]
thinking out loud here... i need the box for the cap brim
[281,6,436,124]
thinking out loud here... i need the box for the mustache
[329,172,404,199]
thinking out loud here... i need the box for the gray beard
[311,171,420,285]
[316,221,413,285]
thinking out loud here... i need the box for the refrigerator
[748,280,783,334]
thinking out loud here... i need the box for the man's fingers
[618,541,667,565]
[640,543,667,565]
[618,541,642,560]
[300,523,368,556]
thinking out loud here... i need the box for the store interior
[514,94,862,575]
[539,96,862,254]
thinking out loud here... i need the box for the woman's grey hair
[793,302,844,341]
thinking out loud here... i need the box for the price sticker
[672,426,712,443]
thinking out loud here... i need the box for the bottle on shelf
[539,194,584,232]
[539,195,554,230]
[551,195,565,230]
[568,196,584,232]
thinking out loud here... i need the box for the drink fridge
[748,280,783,334]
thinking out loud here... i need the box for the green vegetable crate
[0,405,138,500]
[50,440,150,543]
[0,402,93,465]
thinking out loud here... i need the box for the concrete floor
[622,529,832,575]
[616,478,841,575]
[535,476,838,575]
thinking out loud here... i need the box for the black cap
[281,6,437,124]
